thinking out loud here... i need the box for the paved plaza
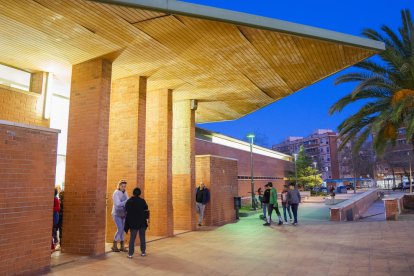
[48,203,414,276]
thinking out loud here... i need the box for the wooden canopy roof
[0,0,384,122]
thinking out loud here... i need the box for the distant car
[392,183,403,191]
[346,184,354,190]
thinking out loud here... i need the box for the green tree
[329,9,414,154]
[290,146,323,188]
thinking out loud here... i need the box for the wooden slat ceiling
[0,0,377,122]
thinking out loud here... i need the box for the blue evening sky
[185,0,412,147]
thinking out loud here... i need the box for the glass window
[50,95,69,155]
[0,64,31,91]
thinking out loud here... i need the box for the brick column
[106,76,147,242]
[63,58,112,255]
[172,100,196,231]
[145,89,173,237]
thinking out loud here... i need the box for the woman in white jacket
[111,180,129,252]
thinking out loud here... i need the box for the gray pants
[196,202,206,224]
[129,227,146,256]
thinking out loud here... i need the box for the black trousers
[267,203,281,222]
[291,203,299,223]
[129,227,146,256]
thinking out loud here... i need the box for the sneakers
[141,253,146,257]
[283,221,289,225]
[263,222,270,226]
[293,223,298,226]
[127,255,133,259]
[278,221,283,226]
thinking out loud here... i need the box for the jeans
[52,212,59,244]
[282,204,292,222]
[291,203,299,223]
[262,203,268,219]
[112,215,125,241]
[267,203,281,223]
[196,202,206,224]
[129,227,146,256]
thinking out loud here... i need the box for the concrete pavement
[48,203,414,276]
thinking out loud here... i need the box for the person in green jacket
[263,182,283,226]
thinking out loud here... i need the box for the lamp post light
[247,133,256,210]
[293,153,298,188]
[408,151,413,194]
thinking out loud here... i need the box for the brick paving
[48,203,414,276]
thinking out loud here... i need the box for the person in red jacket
[52,188,60,249]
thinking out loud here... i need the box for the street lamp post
[351,154,357,194]
[247,134,256,210]
[408,151,413,194]
[293,153,298,188]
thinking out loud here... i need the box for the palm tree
[329,9,414,154]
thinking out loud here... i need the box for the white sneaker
[141,253,146,257]
[283,222,288,225]
[127,255,133,259]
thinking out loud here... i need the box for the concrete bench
[330,189,378,221]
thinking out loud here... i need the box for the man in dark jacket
[195,183,210,226]
[124,187,149,258]
[261,184,270,221]
[287,183,301,226]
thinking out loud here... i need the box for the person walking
[257,187,263,209]
[57,190,64,247]
[263,182,282,226]
[330,186,336,204]
[287,183,301,226]
[281,185,293,224]
[111,180,129,252]
[195,183,210,226]
[261,184,270,221]
[52,188,60,250]
[124,187,149,258]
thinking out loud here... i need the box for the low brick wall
[383,193,413,220]
[403,194,414,210]
[0,121,59,275]
[196,155,238,226]
[330,189,378,221]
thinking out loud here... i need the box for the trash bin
[234,197,241,219]
[234,197,241,209]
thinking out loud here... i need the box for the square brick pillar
[62,58,112,255]
[195,155,238,226]
[172,100,196,231]
[145,89,173,237]
[106,76,147,242]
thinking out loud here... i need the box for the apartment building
[272,129,340,180]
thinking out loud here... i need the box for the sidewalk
[48,203,414,276]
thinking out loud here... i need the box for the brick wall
[195,155,238,226]
[0,85,49,127]
[0,121,58,275]
[196,139,292,197]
